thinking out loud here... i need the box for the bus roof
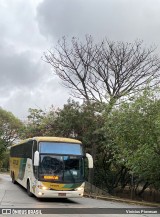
[11,136,82,147]
[33,137,81,143]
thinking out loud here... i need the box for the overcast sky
[1,0,160,119]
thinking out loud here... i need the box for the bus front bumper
[35,188,84,198]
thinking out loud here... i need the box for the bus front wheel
[27,180,33,197]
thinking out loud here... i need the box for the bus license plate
[58,193,66,196]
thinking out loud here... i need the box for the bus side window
[32,141,38,178]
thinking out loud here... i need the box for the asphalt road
[0,173,159,217]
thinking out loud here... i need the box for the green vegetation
[104,89,160,194]
[0,107,23,170]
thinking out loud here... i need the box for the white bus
[10,137,93,198]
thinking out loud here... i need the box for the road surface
[0,173,159,217]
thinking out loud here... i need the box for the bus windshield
[39,155,84,183]
[38,142,84,183]
[39,142,83,155]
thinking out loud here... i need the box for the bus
[10,137,93,198]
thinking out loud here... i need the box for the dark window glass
[10,140,33,158]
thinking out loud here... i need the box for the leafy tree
[105,89,160,192]
[0,107,23,148]
[24,108,47,138]
[0,150,9,171]
[49,100,82,138]
[0,108,23,170]
[43,99,104,153]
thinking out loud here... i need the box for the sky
[1,0,160,120]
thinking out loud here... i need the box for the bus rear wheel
[11,172,16,184]
[27,180,33,197]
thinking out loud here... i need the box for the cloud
[0,35,69,118]
[1,0,160,119]
[0,50,41,91]
[0,0,70,118]
[0,0,46,51]
[0,0,47,94]
[37,0,160,44]
[2,75,69,119]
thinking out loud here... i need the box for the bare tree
[44,36,160,104]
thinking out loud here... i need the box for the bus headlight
[38,185,49,190]
[75,187,84,191]
[38,192,43,196]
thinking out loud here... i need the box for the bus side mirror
[34,151,39,166]
[86,153,93,168]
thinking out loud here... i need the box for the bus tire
[11,172,16,184]
[27,180,33,197]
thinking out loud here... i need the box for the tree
[24,108,46,138]
[44,36,160,104]
[0,108,23,170]
[105,89,160,192]
[0,108,23,148]
[0,150,10,171]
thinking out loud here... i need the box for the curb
[84,194,160,207]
